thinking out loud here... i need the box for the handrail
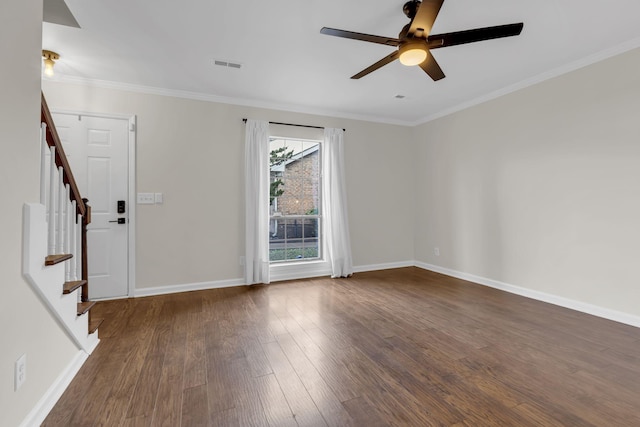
[40,92,86,217]
[41,92,92,306]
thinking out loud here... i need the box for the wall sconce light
[42,50,60,77]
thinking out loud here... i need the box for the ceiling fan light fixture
[42,50,60,77]
[399,42,427,66]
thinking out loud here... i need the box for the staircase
[22,93,102,353]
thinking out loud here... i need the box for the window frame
[268,135,323,265]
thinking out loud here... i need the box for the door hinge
[130,123,136,132]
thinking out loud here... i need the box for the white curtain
[322,128,353,278]
[244,119,270,284]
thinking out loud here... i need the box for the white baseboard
[270,260,332,282]
[134,260,640,328]
[270,260,415,281]
[19,350,88,427]
[415,261,640,328]
[134,278,246,298]
[134,260,414,295]
[353,260,415,274]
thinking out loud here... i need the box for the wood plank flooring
[43,267,640,426]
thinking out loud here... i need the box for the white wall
[414,47,640,318]
[42,81,416,290]
[0,1,79,425]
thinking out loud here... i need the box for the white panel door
[53,113,129,299]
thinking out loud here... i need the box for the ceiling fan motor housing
[403,0,421,19]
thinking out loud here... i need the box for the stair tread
[45,253,73,266]
[63,280,87,294]
[77,301,96,316]
[88,318,103,335]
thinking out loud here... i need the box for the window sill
[270,259,331,282]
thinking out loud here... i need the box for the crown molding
[413,36,640,126]
[43,36,640,129]
[43,75,416,127]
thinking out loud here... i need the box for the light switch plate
[137,193,155,204]
[154,193,163,204]
[15,354,26,391]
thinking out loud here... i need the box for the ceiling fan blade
[428,23,524,49]
[419,50,445,81]
[320,27,400,46]
[351,51,400,79]
[408,0,445,38]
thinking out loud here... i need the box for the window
[269,137,321,262]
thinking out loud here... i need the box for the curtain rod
[242,118,345,132]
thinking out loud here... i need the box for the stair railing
[40,92,91,303]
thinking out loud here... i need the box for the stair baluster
[40,123,47,205]
[81,199,90,303]
[76,214,82,283]
[70,200,77,281]
[56,166,65,254]
[64,185,72,282]
[48,146,56,254]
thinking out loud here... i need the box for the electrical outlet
[15,354,26,391]
[154,193,164,204]
[434,247,440,256]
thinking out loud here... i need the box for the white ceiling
[42,0,640,125]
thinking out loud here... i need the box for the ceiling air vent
[214,59,242,69]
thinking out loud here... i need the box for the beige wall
[0,1,79,425]
[44,47,640,320]
[414,47,640,317]
[4,5,640,422]
[42,81,416,288]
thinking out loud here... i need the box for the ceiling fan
[320,0,523,81]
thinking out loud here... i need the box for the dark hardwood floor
[43,267,640,426]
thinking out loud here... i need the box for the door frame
[52,109,137,298]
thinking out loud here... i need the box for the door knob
[109,218,126,224]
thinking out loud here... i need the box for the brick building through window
[269,138,321,262]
